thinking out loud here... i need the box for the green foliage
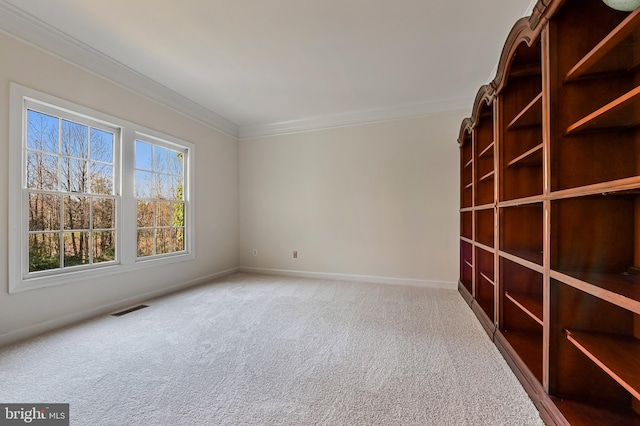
[29,245,59,272]
[172,185,184,227]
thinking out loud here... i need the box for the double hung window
[9,83,195,293]
[25,107,118,273]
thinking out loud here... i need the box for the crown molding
[0,0,239,138]
[0,0,513,141]
[239,94,473,139]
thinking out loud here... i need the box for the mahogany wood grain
[565,329,640,400]
[565,8,640,82]
[506,291,544,326]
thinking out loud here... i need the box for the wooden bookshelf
[457,0,640,424]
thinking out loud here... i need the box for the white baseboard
[238,267,457,290]
[0,267,238,348]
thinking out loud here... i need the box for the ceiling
[0,0,535,138]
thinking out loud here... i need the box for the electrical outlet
[293,250,298,259]
[252,249,258,256]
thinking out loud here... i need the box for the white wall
[239,112,463,286]
[0,33,239,344]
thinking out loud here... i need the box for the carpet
[0,273,543,425]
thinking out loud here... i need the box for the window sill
[9,251,195,294]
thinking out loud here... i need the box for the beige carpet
[0,273,544,425]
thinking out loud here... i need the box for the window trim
[9,83,196,293]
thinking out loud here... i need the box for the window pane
[137,200,154,227]
[61,158,88,193]
[90,129,114,163]
[135,170,153,198]
[135,140,152,170]
[153,146,169,174]
[172,202,185,227]
[29,193,60,231]
[156,201,171,227]
[27,110,59,153]
[63,231,90,266]
[64,196,89,230]
[156,228,170,254]
[93,198,115,229]
[169,150,183,176]
[27,152,58,190]
[61,120,88,158]
[152,172,169,199]
[93,231,115,263]
[137,229,154,257]
[171,228,185,252]
[90,162,113,195]
[170,177,183,200]
[29,233,60,272]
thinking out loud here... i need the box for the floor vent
[111,304,149,317]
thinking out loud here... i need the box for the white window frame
[133,133,189,259]
[9,83,196,293]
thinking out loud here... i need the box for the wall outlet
[293,250,298,259]
[252,249,258,256]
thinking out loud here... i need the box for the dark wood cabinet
[458,1,640,424]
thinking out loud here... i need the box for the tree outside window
[26,109,116,272]
[135,140,186,258]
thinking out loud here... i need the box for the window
[9,83,195,293]
[26,108,118,273]
[135,139,186,258]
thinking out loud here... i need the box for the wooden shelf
[501,248,543,267]
[508,64,542,79]
[499,250,544,274]
[551,269,640,315]
[465,159,473,168]
[566,85,640,134]
[479,170,495,182]
[464,259,473,269]
[465,182,473,189]
[565,8,640,82]
[550,176,640,201]
[552,397,640,425]
[480,271,495,286]
[505,291,543,326]
[506,143,543,168]
[501,330,543,383]
[565,329,640,400]
[478,142,494,158]
[507,92,543,130]
[474,241,494,254]
[460,236,473,245]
